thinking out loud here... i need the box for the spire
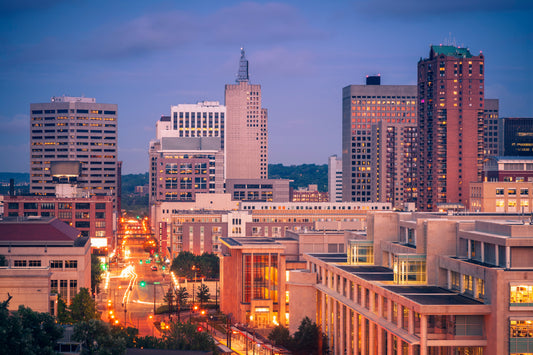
[236,47,249,83]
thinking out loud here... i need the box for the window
[455,315,483,336]
[95,203,106,209]
[75,221,90,228]
[28,260,41,267]
[70,280,78,299]
[24,202,38,209]
[51,260,63,268]
[75,203,90,209]
[60,280,68,298]
[65,260,78,269]
[95,212,105,219]
[510,320,533,353]
[59,203,72,209]
[51,280,58,293]
[58,211,72,219]
[75,211,90,219]
[509,188,517,196]
[41,202,55,209]
[451,271,460,291]
[8,202,19,209]
[521,188,529,196]
[495,188,504,196]
[95,221,106,228]
[14,260,27,267]
[511,285,533,306]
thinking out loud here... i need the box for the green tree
[70,288,99,322]
[0,294,63,355]
[57,295,73,324]
[197,252,219,279]
[91,253,104,294]
[163,321,216,352]
[0,254,6,266]
[175,287,189,322]
[135,335,164,349]
[291,316,328,355]
[171,251,197,279]
[73,319,127,355]
[196,283,210,308]
[268,324,292,348]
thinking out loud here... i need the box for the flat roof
[0,217,81,243]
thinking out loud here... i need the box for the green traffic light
[140,281,146,287]
[162,266,166,270]
[139,260,143,264]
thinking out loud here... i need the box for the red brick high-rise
[417,45,484,211]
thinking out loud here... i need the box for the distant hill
[268,164,328,192]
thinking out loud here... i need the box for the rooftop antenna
[236,47,249,83]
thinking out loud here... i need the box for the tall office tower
[417,45,485,211]
[30,96,118,208]
[500,117,533,156]
[328,155,343,202]
[371,120,417,206]
[224,49,268,179]
[483,99,500,156]
[342,76,417,202]
[149,102,226,205]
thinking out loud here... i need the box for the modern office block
[342,77,416,202]
[30,96,118,209]
[501,117,533,156]
[483,99,500,156]
[417,45,485,211]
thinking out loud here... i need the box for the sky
[0,0,531,174]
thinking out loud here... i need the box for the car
[151,266,158,271]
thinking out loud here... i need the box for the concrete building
[226,178,290,202]
[0,217,91,313]
[500,117,533,156]
[152,196,391,257]
[224,49,268,180]
[149,105,226,205]
[328,155,343,203]
[483,99,500,157]
[342,76,417,202]
[30,96,118,210]
[470,181,533,212]
[371,120,417,207]
[483,156,533,182]
[290,184,329,202]
[417,45,485,211]
[289,211,533,355]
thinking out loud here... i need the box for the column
[408,309,414,334]
[376,325,383,355]
[387,332,393,355]
[327,296,332,351]
[378,294,383,317]
[481,241,485,263]
[506,246,511,269]
[339,303,345,355]
[495,245,499,266]
[397,304,403,329]
[321,293,327,336]
[420,314,428,355]
[353,313,359,354]
[361,317,367,355]
[447,269,452,289]
[467,239,471,259]
[333,301,338,355]
[346,308,352,355]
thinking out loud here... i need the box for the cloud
[252,47,319,76]
[0,114,29,135]
[354,0,532,17]
[78,2,327,60]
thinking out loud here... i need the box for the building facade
[30,96,118,209]
[328,155,343,203]
[469,181,533,212]
[342,76,417,202]
[501,117,533,156]
[371,120,417,207]
[483,156,533,182]
[224,49,268,180]
[226,178,290,202]
[3,194,115,250]
[289,211,533,355]
[290,184,329,202]
[483,99,500,157]
[0,217,91,313]
[417,45,485,211]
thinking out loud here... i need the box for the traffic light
[197,326,203,332]
[162,266,166,270]
[139,259,143,264]
[140,281,146,287]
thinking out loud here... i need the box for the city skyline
[0,0,531,173]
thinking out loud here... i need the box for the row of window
[12,260,77,268]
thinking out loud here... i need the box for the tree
[163,321,217,352]
[0,254,6,266]
[171,251,196,279]
[268,324,292,348]
[197,252,219,279]
[91,253,104,294]
[70,288,99,322]
[175,287,189,322]
[0,294,63,355]
[57,295,73,324]
[164,287,175,315]
[196,283,210,308]
[73,319,127,355]
[291,317,328,355]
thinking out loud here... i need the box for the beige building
[287,212,533,355]
[224,49,268,180]
[0,217,91,314]
[469,181,533,212]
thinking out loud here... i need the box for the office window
[511,285,533,306]
[65,260,78,269]
[51,260,63,268]
[70,280,78,299]
[51,280,58,294]
[28,260,41,267]
[510,320,533,353]
[14,260,27,267]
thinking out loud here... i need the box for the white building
[329,155,343,202]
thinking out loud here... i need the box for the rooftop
[431,45,473,58]
[0,217,82,244]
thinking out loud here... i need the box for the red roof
[0,218,80,242]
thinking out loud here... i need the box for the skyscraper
[224,49,268,179]
[30,96,118,209]
[483,99,500,157]
[417,45,485,211]
[328,155,343,202]
[342,76,417,202]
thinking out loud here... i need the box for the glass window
[51,280,58,293]
[65,260,78,269]
[521,188,529,196]
[14,260,27,267]
[510,320,533,354]
[51,260,63,268]
[511,285,533,306]
[495,188,504,195]
[28,260,41,267]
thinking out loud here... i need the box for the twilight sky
[0,0,531,173]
